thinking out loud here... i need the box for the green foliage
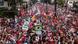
[19,0,23,4]
[0,8,18,18]
[0,8,5,17]
[41,0,51,4]
[57,0,65,7]
[0,10,3,16]
[31,0,38,4]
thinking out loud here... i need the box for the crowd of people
[0,2,78,44]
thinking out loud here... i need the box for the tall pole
[45,0,48,14]
[54,0,57,17]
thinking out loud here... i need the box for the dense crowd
[0,2,78,44]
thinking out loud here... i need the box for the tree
[31,0,37,4]
[57,0,65,7]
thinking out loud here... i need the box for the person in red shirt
[16,32,27,44]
